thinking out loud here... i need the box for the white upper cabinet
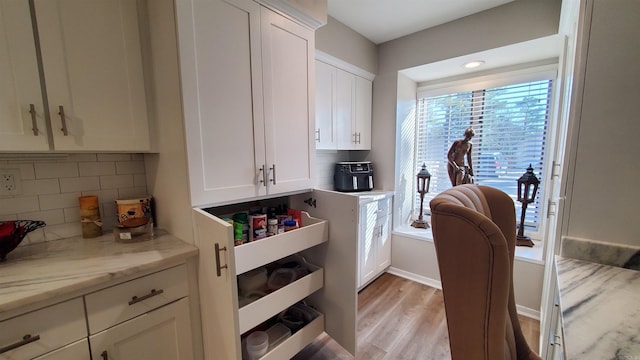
[35,0,150,151]
[0,0,49,151]
[314,55,374,151]
[0,0,150,152]
[176,0,314,207]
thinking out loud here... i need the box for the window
[415,72,554,230]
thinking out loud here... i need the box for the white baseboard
[386,267,540,320]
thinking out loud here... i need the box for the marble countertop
[0,230,198,314]
[556,256,640,359]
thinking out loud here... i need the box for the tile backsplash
[0,153,147,245]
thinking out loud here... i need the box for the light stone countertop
[0,230,198,314]
[556,256,640,360]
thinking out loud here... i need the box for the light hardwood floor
[293,273,540,360]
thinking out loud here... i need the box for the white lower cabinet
[194,197,358,360]
[358,195,392,290]
[90,298,193,360]
[0,265,194,360]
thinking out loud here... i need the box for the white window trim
[408,63,559,245]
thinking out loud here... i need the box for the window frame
[413,64,558,242]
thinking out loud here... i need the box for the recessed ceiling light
[464,60,485,69]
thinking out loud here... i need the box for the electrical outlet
[0,169,22,195]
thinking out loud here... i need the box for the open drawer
[238,261,323,333]
[234,212,328,275]
[260,314,324,360]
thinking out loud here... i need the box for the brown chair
[429,184,541,360]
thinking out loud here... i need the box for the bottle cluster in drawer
[232,211,328,275]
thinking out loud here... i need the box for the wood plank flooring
[292,273,540,360]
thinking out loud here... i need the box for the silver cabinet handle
[215,243,228,277]
[58,105,68,136]
[353,132,357,144]
[269,164,276,185]
[128,289,164,305]
[0,334,41,354]
[29,104,39,136]
[356,132,361,144]
[259,165,267,186]
[315,129,320,142]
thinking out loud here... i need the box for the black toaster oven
[334,161,374,192]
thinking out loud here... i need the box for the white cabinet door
[33,339,90,360]
[34,0,150,152]
[0,0,49,151]
[176,0,265,206]
[354,76,372,150]
[315,60,336,149]
[192,208,241,360]
[261,7,314,194]
[89,298,194,360]
[375,213,391,273]
[358,201,378,288]
[335,68,355,149]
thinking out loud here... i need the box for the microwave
[334,161,374,192]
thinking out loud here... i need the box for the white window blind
[416,79,552,229]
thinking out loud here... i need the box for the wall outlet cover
[0,168,23,195]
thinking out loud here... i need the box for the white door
[354,76,372,150]
[89,298,193,360]
[261,7,315,194]
[176,0,266,206]
[34,0,149,151]
[315,60,336,150]
[0,0,49,151]
[33,339,90,360]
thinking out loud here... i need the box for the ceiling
[326,0,562,83]
[327,0,517,45]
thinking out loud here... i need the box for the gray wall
[315,16,377,75]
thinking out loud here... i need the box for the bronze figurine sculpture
[447,127,475,186]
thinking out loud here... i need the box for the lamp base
[516,235,534,247]
[411,219,430,229]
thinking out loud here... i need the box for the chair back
[430,184,539,360]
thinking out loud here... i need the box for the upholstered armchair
[429,184,541,360]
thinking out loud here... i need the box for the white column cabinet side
[176,0,314,207]
[357,195,392,289]
[89,298,193,360]
[0,0,49,151]
[33,0,150,152]
[315,60,336,149]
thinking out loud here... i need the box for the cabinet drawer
[85,264,189,334]
[238,262,323,334]
[0,298,85,360]
[234,212,328,275]
[261,313,324,360]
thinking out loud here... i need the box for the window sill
[393,223,544,265]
